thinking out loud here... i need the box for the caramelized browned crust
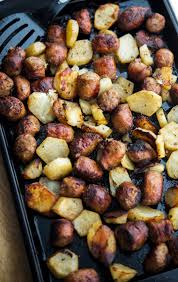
[17,115,40,136]
[128,59,152,82]
[93,56,117,79]
[170,83,178,105]
[148,219,173,244]
[135,30,165,50]
[116,181,141,210]
[77,72,100,101]
[111,104,133,134]
[155,48,174,68]
[146,13,166,33]
[92,34,119,54]
[14,133,37,163]
[142,77,162,95]
[134,115,158,134]
[3,47,26,76]
[0,96,26,121]
[14,75,31,101]
[75,9,92,34]
[45,42,67,66]
[131,128,156,147]
[31,77,54,93]
[0,71,14,97]
[47,25,66,45]
[98,87,120,112]
[24,56,46,80]
[59,176,86,198]
[44,123,74,143]
[51,219,74,247]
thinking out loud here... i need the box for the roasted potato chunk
[77,71,100,101]
[75,9,92,34]
[66,19,79,48]
[128,59,152,82]
[52,197,83,220]
[121,154,135,171]
[14,75,31,101]
[47,25,66,45]
[134,115,158,134]
[111,104,133,135]
[103,210,128,225]
[59,176,86,198]
[83,184,111,214]
[67,40,93,66]
[92,33,119,54]
[168,207,178,230]
[168,237,178,265]
[51,219,74,247]
[25,182,57,214]
[21,158,42,179]
[116,181,141,210]
[132,128,156,147]
[116,33,139,64]
[0,71,14,97]
[46,42,67,66]
[139,44,153,66]
[170,83,178,105]
[87,222,116,265]
[109,166,131,197]
[166,150,178,179]
[3,47,26,76]
[91,104,108,125]
[14,133,37,163]
[24,56,46,80]
[136,30,165,50]
[165,186,178,208]
[93,56,117,79]
[0,96,26,121]
[17,115,40,136]
[146,13,166,33]
[148,219,173,244]
[128,205,165,222]
[65,268,100,282]
[25,42,46,57]
[155,48,174,68]
[44,123,74,143]
[115,221,148,251]
[39,177,60,197]
[31,77,54,93]
[94,3,119,30]
[82,122,112,139]
[110,263,137,282]
[99,77,112,94]
[153,67,173,91]
[167,106,178,124]
[43,157,72,180]
[98,86,121,112]
[142,77,162,95]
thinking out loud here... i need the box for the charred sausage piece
[135,30,165,50]
[31,77,54,93]
[127,140,157,165]
[44,123,74,143]
[116,181,141,210]
[52,99,67,124]
[168,237,178,265]
[77,72,100,101]
[146,13,166,33]
[17,115,40,136]
[45,43,67,66]
[75,9,92,34]
[97,87,121,112]
[51,219,74,247]
[144,243,169,274]
[115,221,148,251]
[155,48,174,68]
[64,269,100,282]
[111,104,133,134]
[93,56,117,79]
[142,77,162,95]
[0,96,26,121]
[3,47,26,76]
[118,6,151,31]
[128,59,152,82]
[24,56,46,80]
[83,184,111,214]
[0,72,14,97]
[14,133,37,163]
[148,219,173,244]
[70,132,102,158]
[74,156,103,182]
[142,171,163,206]
[14,75,31,101]
[97,139,126,171]
[59,176,86,198]
[47,25,66,45]
[92,34,119,54]
[170,83,178,105]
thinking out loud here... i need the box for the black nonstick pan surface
[1,0,178,281]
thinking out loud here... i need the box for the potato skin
[155,48,174,68]
[24,56,46,80]
[17,115,40,136]
[98,87,120,112]
[111,104,133,134]
[59,176,86,198]
[14,75,31,101]
[70,132,102,158]
[116,181,141,210]
[44,123,74,143]
[45,43,67,66]
[77,72,100,101]
[142,77,161,95]
[148,219,173,244]
[31,77,54,93]
[170,83,178,105]
[0,96,26,121]
[51,219,74,247]
[75,9,92,34]
[142,171,163,206]
[115,221,148,251]
[92,34,119,54]
[14,133,37,163]
[146,13,166,33]
[128,59,152,82]
[118,6,151,31]
[97,139,126,171]
[65,268,100,282]
[3,47,26,76]
[83,184,111,214]
[168,237,178,265]
[135,30,165,50]
[93,56,117,79]
[47,25,66,45]
[0,72,14,97]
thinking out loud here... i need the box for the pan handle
[163,0,178,34]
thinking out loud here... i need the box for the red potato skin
[92,34,119,54]
[31,77,54,93]
[146,13,166,33]
[0,96,26,121]
[3,47,26,76]
[111,104,133,134]
[116,181,141,210]
[51,219,74,247]
[93,56,117,79]
[47,25,66,45]
[0,72,14,97]
[14,75,31,101]
[44,123,74,143]
[75,9,92,34]
[17,115,40,136]
[59,176,86,198]
[148,219,173,244]
[45,43,67,66]
[135,30,165,50]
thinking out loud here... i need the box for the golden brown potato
[142,77,162,95]
[135,30,165,50]
[93,56,117,79]
[51,219,74,247]
[70,132,102,158]
[21,158,42,179]
[94,4,119,30]
[111,104,133,135]
[97,87,121,112]
[52,99,67,124]
[77,71,100,101]
[170,83,178,105]
[148,219,173,244]
[115,221,148,251]
[25,182,57,214]
[65,268,100,282]
[3,47,26,76]
[103,210,128,225]
[14,75,31,101]
[97,139,126,171]
[118,6,151,31]
[128,205,165,222]
[59,176,86,198]
[75,9,92,34]
[46,43,67,66]
[132,127,156,148]
[146,13,166,33]
[83,184,111,214]
[110,263,137,282]
[14,133,37,163]
[31,77,54,93]
[44,123,74,143]
[155,48,174,68]
[134,115,158,134]
[168,237,178,265]
[17,115,40,136]
[116,181,141,210]
[24,56,46,80]
[144,243,169,274]
[74,156,103,182]
[0,72,14,97]
[0,96,26,121]
[47,25,66,45]
[165,186,178,208]
[142,171,163,206]
[92,33,119,54]
[128,59,152,82]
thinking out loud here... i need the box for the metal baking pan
[0,0,178,281]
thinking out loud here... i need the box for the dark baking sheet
[0,0,178,281]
